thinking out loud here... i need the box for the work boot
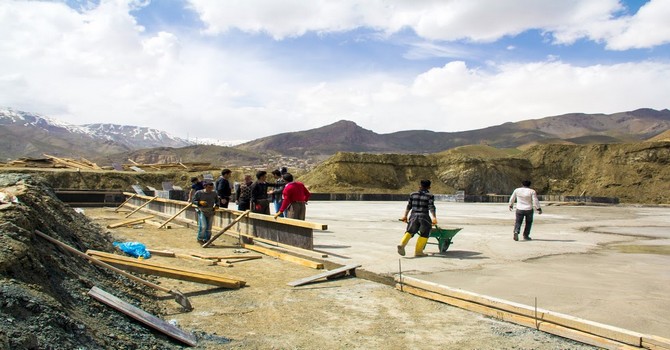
[523,235,532,241]
[397,232,412,256]
[415,237,428,257]
[513,232,519,241]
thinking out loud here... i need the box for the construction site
[1,171,669,349]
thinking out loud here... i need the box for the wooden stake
[125,196,158,218]
[202,210,250,248]
[107,215,154,228]
[115,194,137,212]
[158,202,193,229]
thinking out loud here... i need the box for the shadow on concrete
[526,239,576,242]
[431,250,487,259]
[314,244,351,249]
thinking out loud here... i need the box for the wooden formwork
[120,192,327,250]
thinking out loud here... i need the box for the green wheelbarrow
[428,226,462,253]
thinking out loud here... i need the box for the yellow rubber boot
[415,236,429,257]
[397,232,412,256]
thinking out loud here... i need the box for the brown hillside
[299,142,670,204]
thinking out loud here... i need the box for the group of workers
[189,169,541,254]
[189,168,311,244]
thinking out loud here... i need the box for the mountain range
[237,108,670,156]
[2,106,669,164]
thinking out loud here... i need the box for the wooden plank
[87,286,197,347]
[125,196,158,218]
[223,256,262,264]
[86,250,245,289]
[228,229,327,259]
[107,215,154,228]
[288,264,361,287]
[395,276,643,347]
[190,254,262,260]
[115,194,137,212]
[397,284,639,350]
[174,253,217,265]
[643,335,670,350]
[158,202,192,229]
[202,210,250,248]
[147,249,175,257]
[242,244,323,269]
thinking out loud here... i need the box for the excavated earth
[0,173,600,349]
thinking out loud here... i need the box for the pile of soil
[0,173,185,349]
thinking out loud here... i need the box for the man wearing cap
[397,179,437,257]
[192,180,218,244]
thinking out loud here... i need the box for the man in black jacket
[215,169,233,208]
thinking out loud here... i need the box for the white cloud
[0,0,668,142]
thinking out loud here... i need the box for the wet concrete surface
[305,201,670,338]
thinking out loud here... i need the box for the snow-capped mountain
[0,107,196,160]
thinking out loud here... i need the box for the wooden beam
[88,286,197,347]
[174,253,217,265]
[190,254,262,260]
[241,244,323,270]
[147,249,175,257]
[115,194,137,212]
[394,276,643,347]
[202,210,250,248]
[643,335,670,350]
[107,215,154,228]
[228,229,327,259]
[397,284,639,350]
[288,264,361,287]
[125,196,158,218]
[158,202,193,229]
[86,250,245,289]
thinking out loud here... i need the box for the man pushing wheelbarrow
[398,179,438,257]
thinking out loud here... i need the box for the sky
[1,0,669,142]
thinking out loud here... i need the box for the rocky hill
[238,108,670,156]
[300,142,670,204]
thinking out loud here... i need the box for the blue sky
[1,0,669,142]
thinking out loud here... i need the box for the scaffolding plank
[87,286,197,347]
[288,264,361,287]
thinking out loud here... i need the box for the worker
[192,180,218,244]
[508,180,542,241]
[273,173,311,220]
[398,179,437,257]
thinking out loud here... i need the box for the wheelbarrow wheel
[439,239,451,253]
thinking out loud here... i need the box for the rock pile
[0,174,181,349]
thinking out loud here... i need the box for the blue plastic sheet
[113,241,151,259]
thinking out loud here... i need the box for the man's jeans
[197,211,213,242]
[514,209,534,237]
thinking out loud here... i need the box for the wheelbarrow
[427,225,462,253]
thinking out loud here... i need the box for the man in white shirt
[508,180,542,241]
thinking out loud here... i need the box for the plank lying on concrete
[107,215,154,228]
[88,286,197,347]
[242,244,324,270]
[288,264,361,287]
[86,250,245,289]
[397,284,639,350]
[395,276,644,348]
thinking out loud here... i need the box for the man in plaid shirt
[398,179,438,257]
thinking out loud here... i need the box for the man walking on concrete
[398,179,437,257]
[509,180,542,241]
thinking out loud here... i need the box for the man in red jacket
[273,173,311,220]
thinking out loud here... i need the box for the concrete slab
[306,201,670,338]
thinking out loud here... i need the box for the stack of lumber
[395,275,670,350]
[123,160,211,171]
[2,155,102,169]
[86,250,246,289]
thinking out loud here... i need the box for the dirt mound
[0,174,184,349]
